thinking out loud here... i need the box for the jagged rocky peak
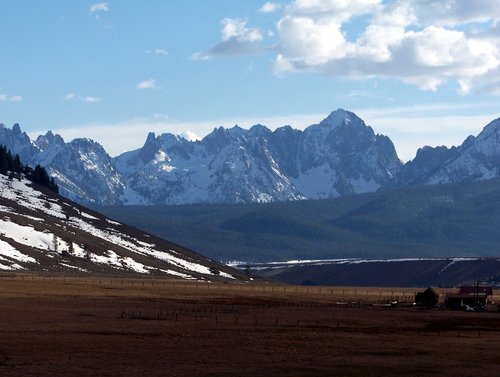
[1,122,30,138]
[318,108,362,128]
[225,125,247,139]
[476,116,500,142]
[138,132,161,163]
[12,123,22,134]
[414,145,454,160]
[249,124,272,137]
[304,109,372,145]
[202,126,235,152]
[0,123,39,164]
[158,132,182,148]
[35,131,65,151]
[70,137,108,154]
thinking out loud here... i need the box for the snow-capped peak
[318,108,356,128]
[178,130,201,142]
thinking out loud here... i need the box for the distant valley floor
[244,257,500,287]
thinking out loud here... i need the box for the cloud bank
[196,1,500,94]
[272,0,500,94]
[193,18,263,59]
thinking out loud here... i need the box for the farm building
[458,286,493,297]
[415,287,439,307]
[445,293,488,310]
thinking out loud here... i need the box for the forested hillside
[98,178,500,262]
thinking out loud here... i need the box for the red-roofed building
[458,286,493,296]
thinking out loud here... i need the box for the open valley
[0,275,499,376]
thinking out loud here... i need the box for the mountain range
[1,109,499,206]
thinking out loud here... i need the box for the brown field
[0,274,499,376]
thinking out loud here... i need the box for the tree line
[0,145,59,193]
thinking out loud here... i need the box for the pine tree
[5,150,13,171]
[0,146,8,175]
[13,154,21,173]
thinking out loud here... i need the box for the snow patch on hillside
[0,173,236,279]
[0,239,37,265]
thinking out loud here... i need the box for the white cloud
[136,79,158,90]
[271,0,500,94]
[0,93,22,102]
[146,48,168,56]
[63,93,102,103]
[90,2,110,14]
[63,93,76,101]
[81,96,102,103]
[259,2,282,13]
[193,18,263,59]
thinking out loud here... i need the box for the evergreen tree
[5,150,13,171]
[0,146,8,174]
[13,154,22,173]
[0,144,57,192]
[49,177,59,194]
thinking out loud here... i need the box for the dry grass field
[0,274,499,376]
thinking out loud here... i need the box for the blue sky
[1,1,499,160]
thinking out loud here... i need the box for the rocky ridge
[1,109,499,205]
